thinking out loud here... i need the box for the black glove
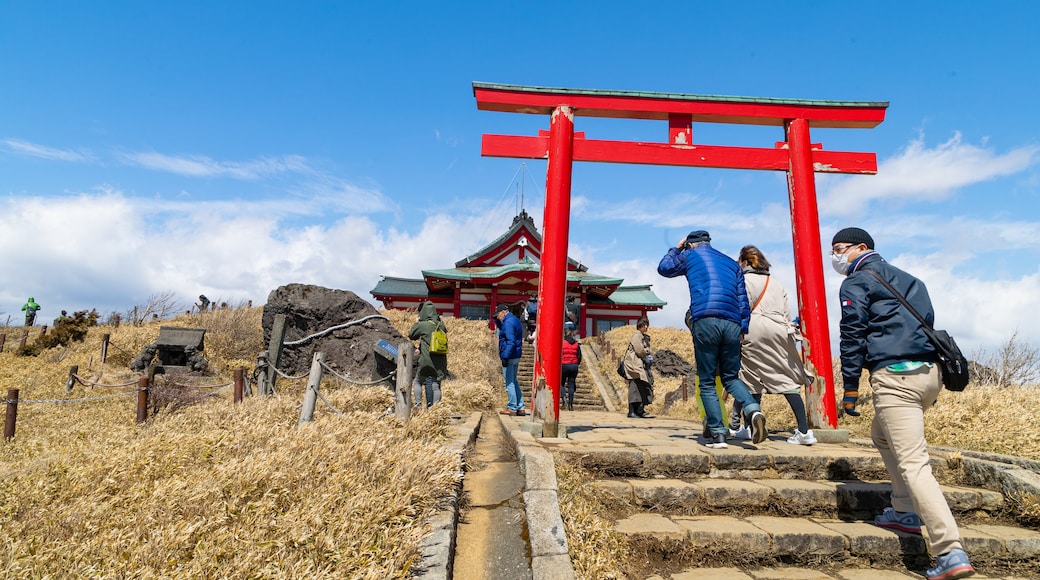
[501,358,508,368]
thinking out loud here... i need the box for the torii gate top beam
[473,82,888,129]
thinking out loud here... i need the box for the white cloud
[3,138,92,162]
[119,151,313,179]
[820,132,1039,216]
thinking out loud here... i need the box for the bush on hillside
[17,309,99,356]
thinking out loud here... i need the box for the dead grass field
[0,307,499,579]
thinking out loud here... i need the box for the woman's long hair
[739,245,771,272]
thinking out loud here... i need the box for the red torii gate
[474,82,887,437]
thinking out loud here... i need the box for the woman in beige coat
[622,317,654,418]
[732,246,816,445]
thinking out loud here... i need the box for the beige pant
[870,364,962,556]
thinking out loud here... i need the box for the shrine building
[370,210,665,336]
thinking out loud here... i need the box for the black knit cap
[495,304,510,314]
[686,230,711,244]
[831,227,874,249]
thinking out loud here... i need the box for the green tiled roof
[370,276,429,297]
[596,285,667,307]
[473,81,888,108]
[423,259,622,286]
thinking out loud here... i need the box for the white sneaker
[732,425,752,440]
[787,429,817,445]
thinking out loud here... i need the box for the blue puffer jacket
[497,312,524,360]
[658,244,750,333]
[838,252,937,385]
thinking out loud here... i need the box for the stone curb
[580,342,618,412]
[496,412,578,580]
[413,411,482,580]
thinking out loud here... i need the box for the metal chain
[5,391,138,405]
[314,389,345,415]
[74,374,140,388]
[272,366,309,380]
[282,315,389,347]
[318,360,395,386]
[162,380,234,390]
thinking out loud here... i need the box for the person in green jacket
[22,297,41,327]
[408,301,448,408]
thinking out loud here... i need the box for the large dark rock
[262,284,407,386]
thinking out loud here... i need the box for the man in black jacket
[832,227,974,580]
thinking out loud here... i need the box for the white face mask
[831,252,851,275]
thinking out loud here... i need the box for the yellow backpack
[430,325,448,355]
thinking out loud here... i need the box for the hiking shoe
[874,507,922,534]
[787,429,817,445]
[732,425,752,440]
[926,548,975,580]
[749,411,767,444]
[704,433,728,449]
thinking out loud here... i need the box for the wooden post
[0,333,5,353]
[681,376,688,402]
[40,325,47,336]
[264,314,287,396]
[19,329,28,350]
[101,334,110,364]
[4,388,18,440]
[66,365,79,393]
[233,368,244,404]
[136,376,149,424]
[298,352,325,427]
[113,314,121,328]
[254,352,269,397]
[394,341,413,423]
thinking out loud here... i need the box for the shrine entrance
[474,82,887,436]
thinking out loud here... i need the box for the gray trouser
[870,364,961,556]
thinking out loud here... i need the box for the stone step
[593,478,1004,518]
[614,513,1040,573]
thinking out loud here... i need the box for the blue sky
[2,1,1038,356]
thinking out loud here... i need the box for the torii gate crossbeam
[474,82,888,438]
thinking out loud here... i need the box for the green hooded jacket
[408,301,448,381]
[22,297,40,314]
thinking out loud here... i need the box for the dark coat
[408,301,448,381]
[838,252,937,386]
[497,312,524,360]
[658,243,751,333]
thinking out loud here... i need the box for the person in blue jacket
[832,227,974,580]
[658,230,767,448]
[494,303,525,416]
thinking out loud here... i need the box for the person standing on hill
[730,245,816,446]
[560,326,582,411]
[494,303,525,416]
[658,229,767,448]
[22,297,41,327]
[832,227,974,580]
[621,317,655,418]
[408,301,448,409]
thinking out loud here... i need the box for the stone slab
[966,523,1040,557]
[749,568,836,579]
[630,478,703,508]
[672,567,755,579]
[530,553,575,580]
[810,428,850,444]
[556,446,645,476]
[590,479,632,503]
[519,446,558,491]
[614,513,685,540]
[745,515,846,556]
[674,515,770,554]
[698,479,773,509]
[758,479,839,514]
[815,519,903,556]
[838,571,919,579]
[524,489,569,557]
[646,449,711,476]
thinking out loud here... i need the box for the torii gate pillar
[475,82,888,436]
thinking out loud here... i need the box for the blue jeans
[692,317,760,435]
[413,375,441,409]
[503,358,524,411]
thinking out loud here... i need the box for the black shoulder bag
[865,270,969,391]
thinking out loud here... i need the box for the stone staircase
[556,435,1040,578]
[516,339,607,412]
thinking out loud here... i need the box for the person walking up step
[831,227,974,580]
[658,230,767,448]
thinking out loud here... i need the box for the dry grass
[0,307,500,578]
[555,459,629,579]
